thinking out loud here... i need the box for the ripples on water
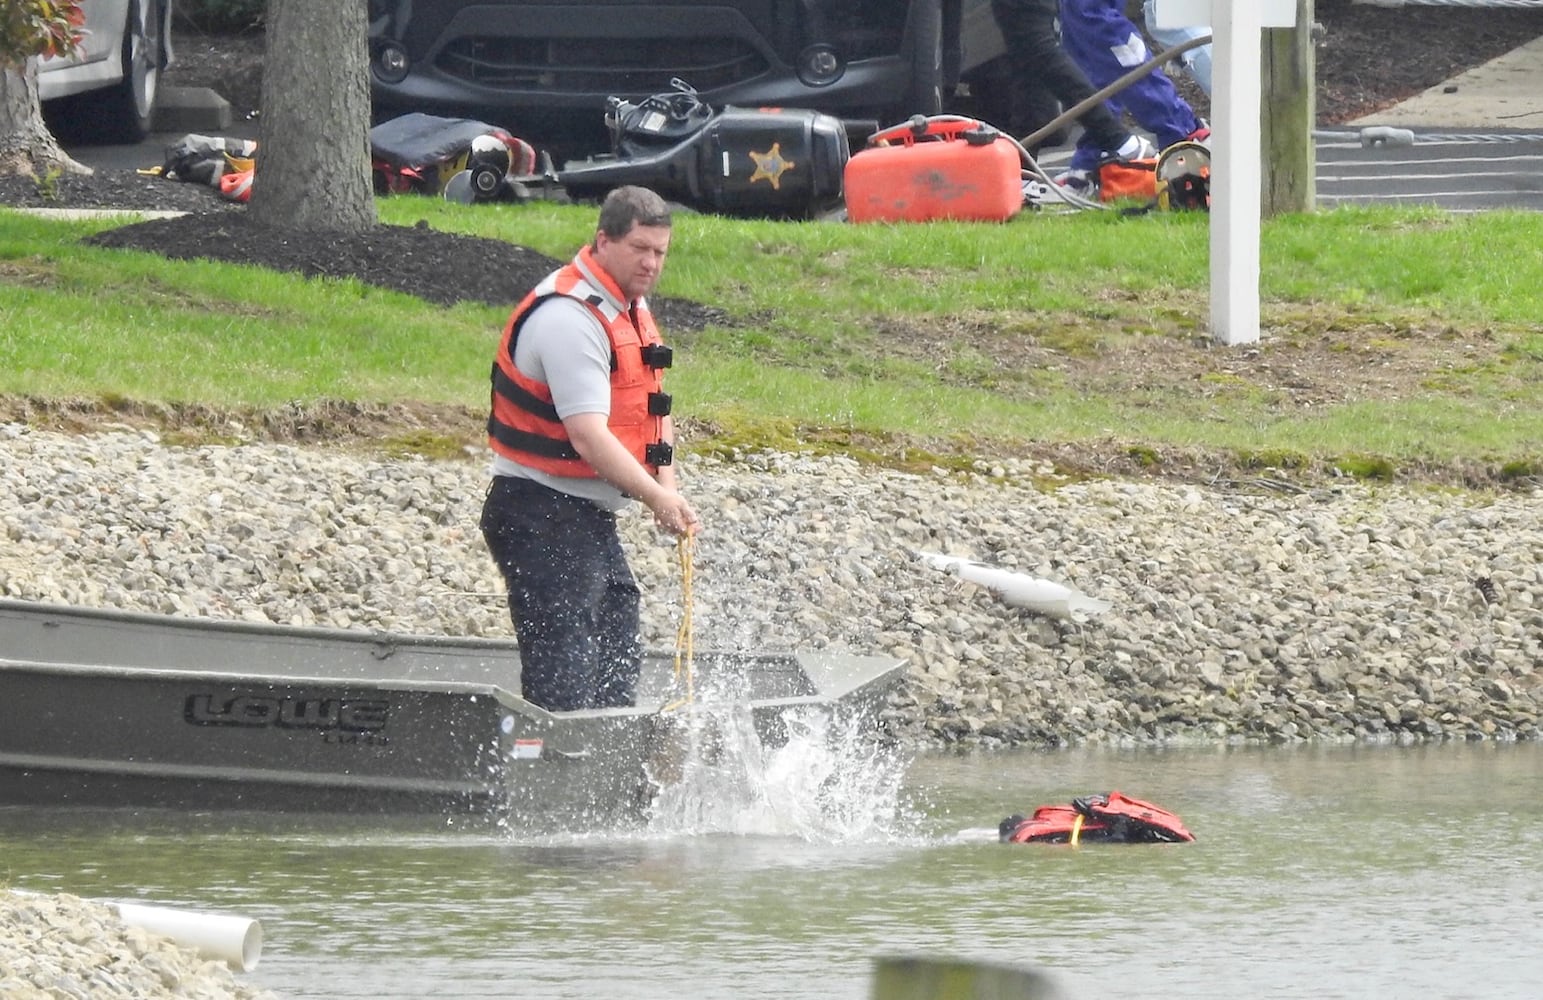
[4,738,1540,999]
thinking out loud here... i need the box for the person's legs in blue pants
[1059,0,1203,150]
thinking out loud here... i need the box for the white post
[1209,0,1262,345]
[1153,0,1296,346]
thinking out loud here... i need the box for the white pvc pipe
[109,901,263,972]
[12,889,264,972]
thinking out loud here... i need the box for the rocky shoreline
[0,891,275,1000]
[3,423,1539,747]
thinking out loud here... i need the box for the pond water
[4,736,1540,999]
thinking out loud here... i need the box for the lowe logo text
[184,694,389,731]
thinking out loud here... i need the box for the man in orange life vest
[480,186,699,712]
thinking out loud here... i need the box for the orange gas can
[844,116,1023,223]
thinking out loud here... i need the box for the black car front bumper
[369,0,918,128]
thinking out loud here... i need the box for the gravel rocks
[0,891,276,1000]
[2,423,1540,748]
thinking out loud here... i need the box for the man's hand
[648,492,699,537]
[564,412,700,536]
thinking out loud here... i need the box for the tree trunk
[1262,0,1316,217]
[0,58,93,178]
[249,0,376,231]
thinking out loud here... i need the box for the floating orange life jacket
[999,791,1195,844]
[487,247,673,477]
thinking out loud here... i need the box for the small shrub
[1126,445,1160,468]
[1498,459,1540,481]
[383,431,472,462]
[1334,454,1397,481]
[32,167,62,201]
[1198,371,1249,386]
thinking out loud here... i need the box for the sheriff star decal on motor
[748,143,794,189]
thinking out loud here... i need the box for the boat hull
[0,599,905,825]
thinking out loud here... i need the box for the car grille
[436,35,769,94]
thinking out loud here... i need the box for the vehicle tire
[93,0,164,144]
[897,0,944,123]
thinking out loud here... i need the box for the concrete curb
[153,86,232,134]
[13,208,190,221]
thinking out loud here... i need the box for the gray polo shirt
[490,296,630,512]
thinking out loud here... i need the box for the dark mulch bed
[0,168,241,215]
[0,167,732,331]
[1311,0,1543,124]
[86,213,565,310]
[78,211,733,331]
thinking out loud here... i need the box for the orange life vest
[487,247,673,477]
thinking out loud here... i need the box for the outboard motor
[606,78,718,159]
[558,78,851,219]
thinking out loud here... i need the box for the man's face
[594,222,671,301]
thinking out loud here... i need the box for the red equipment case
[844,116,1023,224]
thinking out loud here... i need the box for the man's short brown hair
[597,186,672,239]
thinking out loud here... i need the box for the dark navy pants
[480,476,643,712]
[989,0,1132,156]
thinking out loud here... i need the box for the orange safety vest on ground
[487,247,673,477]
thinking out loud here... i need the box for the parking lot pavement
[1321,33,1543,213]
[63,87,255,175]
[65,134,184,174]
[1025,128,1543,214]
[1314,126,1543,213]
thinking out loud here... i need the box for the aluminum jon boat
[0,598,906,826]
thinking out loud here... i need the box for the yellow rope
[662,533,695,713]
[1070,813,1084,847]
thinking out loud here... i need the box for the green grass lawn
[2,199,1540,485]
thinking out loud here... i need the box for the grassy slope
[2,200,1540,485]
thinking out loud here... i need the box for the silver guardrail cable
[1354,0,1543,8]
[1314,129,1543,145]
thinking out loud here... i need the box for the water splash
[645,700,916,843]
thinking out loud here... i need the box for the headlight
[375,44,410,84]
[796,44,844,87]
